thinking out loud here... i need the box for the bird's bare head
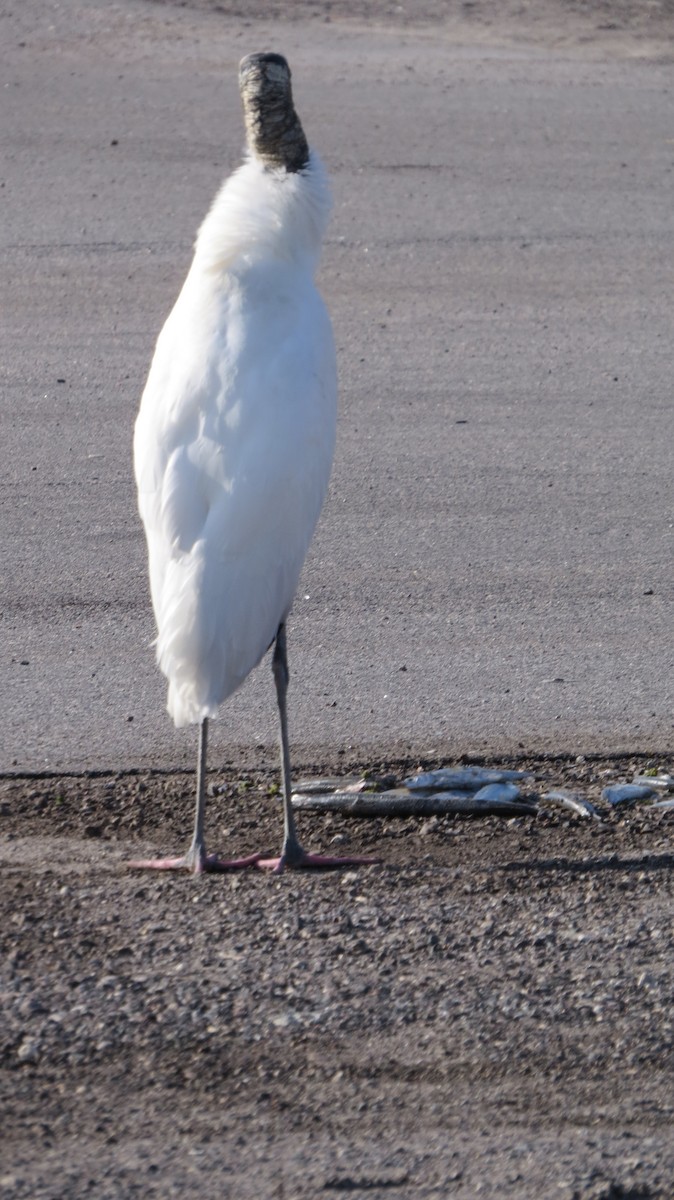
[239,52,309,174]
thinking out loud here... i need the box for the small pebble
[419,817,441,836]
[17,1039,40,1064]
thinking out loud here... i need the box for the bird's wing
[134,266,336,723]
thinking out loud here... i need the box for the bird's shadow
[501,852,674,878]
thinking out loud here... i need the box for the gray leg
[183,716,209,871]
[129,714,260,873]
[271,622,306,867]
[255,622,378,872]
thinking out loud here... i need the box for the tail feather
[156,546,219,727]
[154,537,299,728]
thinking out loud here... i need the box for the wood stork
[132,53,374,874]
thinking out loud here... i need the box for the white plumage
[132,52,373,874]
[134,152,336,727]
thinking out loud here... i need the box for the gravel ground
[2,753,673,1198]
[3,2,673,1196]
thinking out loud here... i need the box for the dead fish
[404,767,533,793]
[601,783,656,807]
[650,797,674,811]
[472,782,522,804]
[291,789,537,818]
[633,774,674,791]
[293,790,459,817]
[541,790,602,821]
[432,791,538,817]
[294,776,365,795]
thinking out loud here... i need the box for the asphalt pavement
[2,2,673,772]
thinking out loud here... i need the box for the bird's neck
[193,152,331,276]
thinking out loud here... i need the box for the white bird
[132,52,374,874]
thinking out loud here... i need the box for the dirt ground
[2,751,673,1198]
[147,0,674,59]
[151,0,674,45]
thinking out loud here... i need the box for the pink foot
[256,850,378,874]
[128,851,262,875]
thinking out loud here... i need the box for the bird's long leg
[129,717,261,874]
[257,623,378,874]
[183,716,210,871]
[269,623,304,865]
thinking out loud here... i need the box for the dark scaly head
[239,52,309,174]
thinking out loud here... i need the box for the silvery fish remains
[601,783,656,807]
[291,789,538,817]
[541,790,602,821]
[632,774,674,791]
[404,767,533,793]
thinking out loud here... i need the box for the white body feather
[134,151,337,728]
